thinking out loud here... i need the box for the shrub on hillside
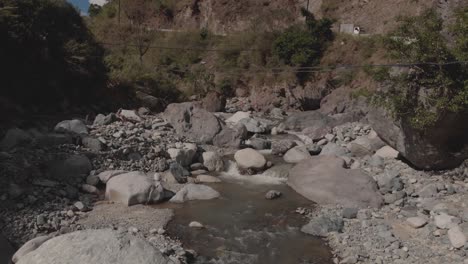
[273,9,333,67]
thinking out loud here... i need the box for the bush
[376,9,468,129]
[273,9,332,67]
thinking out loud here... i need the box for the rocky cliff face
[169,0,306,35]
[162,0,466,35]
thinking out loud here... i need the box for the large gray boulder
[93,113,116,126]
[368,108,468,170]
[287,156,383,208]
[0,233,14,264]
[283,146,311,163]
[202,151,224,172]
[234,148,266,170]
[212,123,248,148]
[12,235,51,263]
[164,102,222,144]
[169,184,220,203]
[16,229,173,264]
[105,172,167,206]
[166,143,197,167]
[54,119,88,135]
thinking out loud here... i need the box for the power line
[99,42,264,52]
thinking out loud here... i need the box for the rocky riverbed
[1,99,468,264]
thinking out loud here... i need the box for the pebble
[189,221,204,228]
[406,217,428,228]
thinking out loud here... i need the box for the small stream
[158,175,333,264]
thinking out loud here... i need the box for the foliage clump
[377,9,468,129]
[273,9,333,67]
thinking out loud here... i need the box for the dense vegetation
[0,0,107,109]
[88,0,333,101]
[375,9,468,129]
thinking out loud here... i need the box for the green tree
[273,9,333,67]
[378,9,467,129]
[88,3,102,17]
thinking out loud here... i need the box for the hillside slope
[164,0,467,34]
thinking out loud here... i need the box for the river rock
[54,119,88,135]
[16,229,172,264]
[117,109,142,123]
[105,171,167,206]
[374,146,399,159]
[93,113,116,126]
[167,143,197,167]
[247,138,271,150]
[212,123,248,148]
[271,140,297,155]
[189,221,204,228]
[98,170,127,183]
[81,137,103,152]
[202,151,224,172]
[0,233,14,264]
[168,163,190,183]
[265,190,282,200]
[434,213,457,229]
[0,128,32,150]
[234,148,266,170]
[164,102,222,144]
[319,143,348,156]
[170,184,220,203]
[226,111,250,124]
[301,216,344,237]
[288,156,383,208]
[448,226,466,248]
[12,235,51,263]
[239,117,268,133]
[406,217,428,229]
[302,124,332,141]
[368,108,468,170]
[283,146,311,163]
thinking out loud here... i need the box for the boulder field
[1,97,468,264]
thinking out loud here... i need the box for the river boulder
[16,229,173,264]
[368,108,468,170]
[54,119,88,135]
[105,172,167,206]
[288,156,383,208]
[212,123,248,148]
[164,102,222,144]
[234,148,266,170]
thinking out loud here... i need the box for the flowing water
[158,174,333,264]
